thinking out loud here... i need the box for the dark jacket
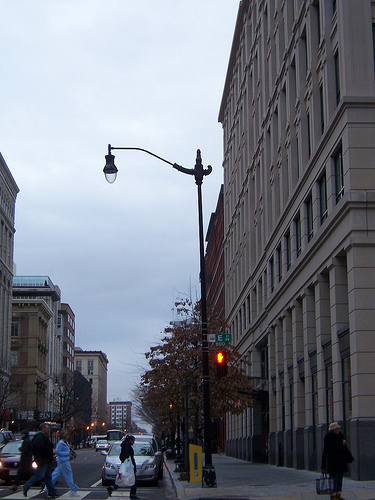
[321,431,349,474]
[20,437,33,466]
[119,439,136,471]
[31,431,54,465]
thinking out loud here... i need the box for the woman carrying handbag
[321,422,354,500]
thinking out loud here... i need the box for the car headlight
[143,461,156,470]
[0,461,3,468]
[32,461,38,469]
[105,462,116,470]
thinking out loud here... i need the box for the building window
[296,135,300,178]
[316,0,321,41]
[260,345,268,379]
[10,351,18,366]
[269,256,274,293]
[319,83,324,134]
[246,294,251,325]
[342,356,352,442]
[306,194,313,242]
[307,111,311,158]
[326,364,334,424]
[312,371,318,450]
[76,360,82,372]
[334,51,340,105]
[88,360,94,375]
[334,146,344,202]
[276,244,282,282]
[11,321,19,337]
[319,171,328,223]
[285,230,291,270]
[294,213,301,257]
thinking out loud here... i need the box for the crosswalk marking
[0,485,159,499]
[4,488,93,499]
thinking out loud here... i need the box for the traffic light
[214,350,228,378]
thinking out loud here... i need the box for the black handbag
[315,473,334,495]
[344,445,354,464]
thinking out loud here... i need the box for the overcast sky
[1,1,238,421]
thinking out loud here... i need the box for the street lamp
[103,144,217,487]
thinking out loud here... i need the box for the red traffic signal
[214,350,228,378]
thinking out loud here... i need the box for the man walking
[22,422,58,498]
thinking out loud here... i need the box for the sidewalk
[165,454,375,500]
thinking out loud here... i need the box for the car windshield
[108,444,121,456]
[107,442,154,457]
[133,443,154,456]
[97,440,107,444]
[1,441,21,454]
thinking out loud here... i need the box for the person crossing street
[22,422,58,498]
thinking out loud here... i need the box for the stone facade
[219,0,375,479]
[11,276,63,419]
[0,153,18,416]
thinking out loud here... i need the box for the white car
[101,441,160,486]
[95,439,109,452]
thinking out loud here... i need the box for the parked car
[14,431,37,442]
[0,440,57,485]
[0,441,36,485]
[0,430,15,448]
[101,441,160,486]
[95,439,109,452]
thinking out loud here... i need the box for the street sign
[208,333,232,345]
[38,411,52,420]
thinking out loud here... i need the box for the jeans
[330,472,343,493]
[23,461,57,496]
[52,460,79,492]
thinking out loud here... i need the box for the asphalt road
[0,448,177,499]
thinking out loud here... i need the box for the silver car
[101,441,160,486]
[131,434,164,479]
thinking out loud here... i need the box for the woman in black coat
[11,430,33,491]
[321,422,353,500]
[108,435,138,499]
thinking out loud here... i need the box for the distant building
[108,400,132,432]
[205,185,226,452]
[73,370,92,429]
[205,185,225,321]
[74,348,108,431]
[58,303,75,386]
[219,0,375,480]
[11,277,76,424]
[10,297,52,415]
[0,153,19,422]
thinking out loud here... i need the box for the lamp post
[103,144,217,487]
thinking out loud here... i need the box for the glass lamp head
[103,153,118,183]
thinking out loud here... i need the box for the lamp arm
[107,144,212,178]
[172,163,195,176]
[108,144,175,167]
